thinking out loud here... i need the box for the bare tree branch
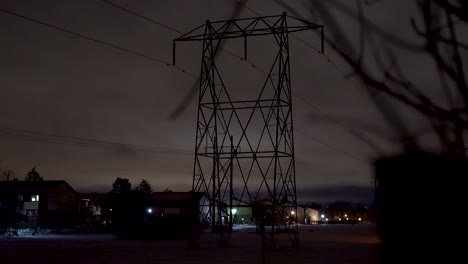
[276,0,468,155]
[434,0,468,23]
[2,169,15,181]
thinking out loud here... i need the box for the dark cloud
[0,0,434,202]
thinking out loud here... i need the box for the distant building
[297,206,319,224]
[144,192,204,234]
[78,192,110,226]
[0,180,79,228]
[147,192,204,215]
[232,198,253,224]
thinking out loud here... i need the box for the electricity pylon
[174,12,323,248]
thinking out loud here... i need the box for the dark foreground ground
[0,223,380,263]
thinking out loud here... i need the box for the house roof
[0,180,77,194]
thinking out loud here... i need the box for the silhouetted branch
[356,0,366,65]
[314,0,423,51]
[419,1,468,110]
[434,0,468,23]
[276,0,468,157]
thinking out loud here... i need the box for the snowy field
[0,224,381,263]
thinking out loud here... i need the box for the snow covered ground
[0,224,380,263]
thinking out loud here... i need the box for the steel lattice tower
[174,12,323,248]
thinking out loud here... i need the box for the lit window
[31,195,39,202]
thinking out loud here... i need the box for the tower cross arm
[173,14,323,42]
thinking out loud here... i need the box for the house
[144,192,204,235]
[296,206,319,224]
[0,180,79,228]
[146,192,204,216]
[79,192,110,226]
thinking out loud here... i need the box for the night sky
[1,0,445,204]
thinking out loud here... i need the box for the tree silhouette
[328,200,354,219]
[1,169,16,181]
[109,177,131,195]
[108,177,147,239]
[25,166,43,181]
[134,179,153,199]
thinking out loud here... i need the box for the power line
[226,0,369,162]
[232,0,261,16]
[98,0,249,65]
[0,126,189,153]
[0,7,198,79]
[225,95,366,164]
[0,126,192,155]
[291,91,346,125]
[294,128,366,163]
[96,0,348,119]
[98,0,183,34]
[1,4,365,163]
[229,0,348,76]
[225,53,368,161]
[97,0,368,163]
[0,132,190,155]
